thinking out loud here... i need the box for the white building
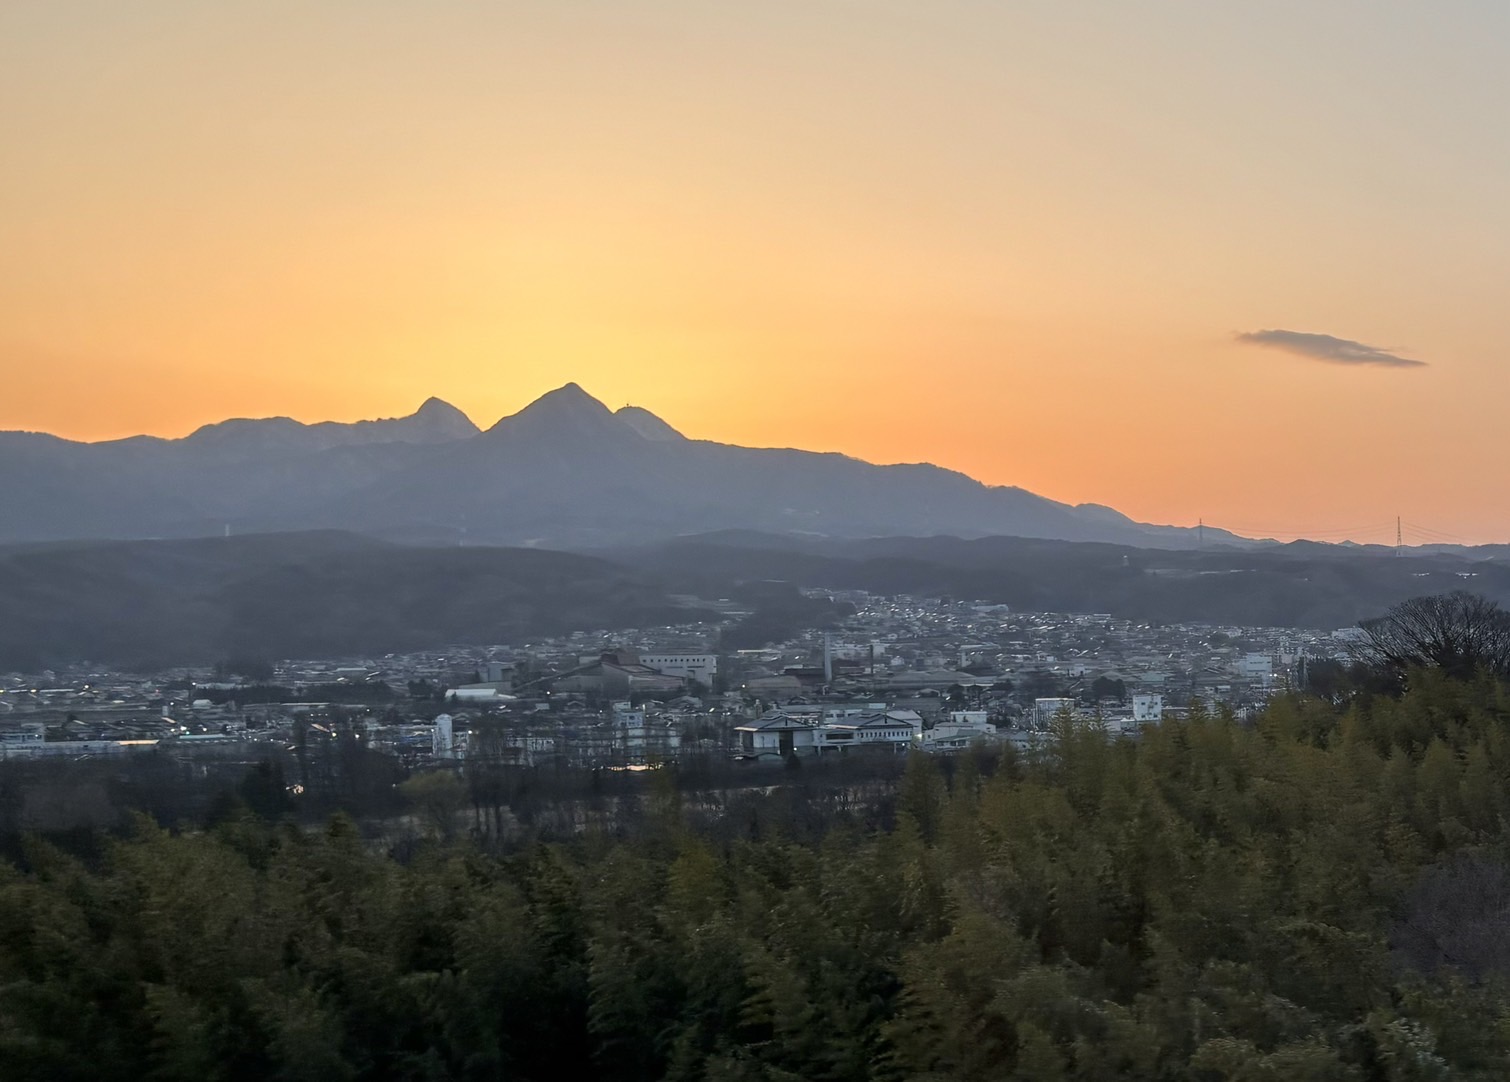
[616,719,680,765]
[432,713,454,759]
[1131,694,1163,723]
[483,661,516,683]
[813,712,918,753]
[821,703,888,724]
[611,702,646,727]
[638,653,718,687]
[493,731,560,766]
[734,712,818,758]
[447,683,517,704]
[0,723,47,756]
[1237,653,1273,686]
[734,706,922,758]
[920,712,998,753]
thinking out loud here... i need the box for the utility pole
[1396,516,1402,557]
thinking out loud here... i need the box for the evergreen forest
[5,670,1510,1079]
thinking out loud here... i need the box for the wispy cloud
[1236,329,1426,368]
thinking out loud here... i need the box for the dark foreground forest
[5,673,1510,1079]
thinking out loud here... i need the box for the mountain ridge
[0,531,704,669]
[0,383,1249,550]
[183,396,480,454]
[5,529,1508,668]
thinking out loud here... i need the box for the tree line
[2,670,1509,1077]
[4,592,1510,1079]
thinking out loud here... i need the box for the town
[0,588,1368,769]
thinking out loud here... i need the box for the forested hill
[3,672,1510,1078]
[606,531,1510,628]
[0,532,706,669]
[9,530,1510,669]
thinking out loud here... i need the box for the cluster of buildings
[417,702,683,767]
[0,592,1369,767]
[760,592,1353,714]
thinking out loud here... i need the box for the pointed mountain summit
[486,383,643,449]
[507,382,610,420]
[401,397,478,441]
[615,404,686,442]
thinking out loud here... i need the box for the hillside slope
[0,532,703,669]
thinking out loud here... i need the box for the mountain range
[0,384,1247,549]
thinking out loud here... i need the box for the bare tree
[1354,591,1510,681]
[1392,853,1510,983]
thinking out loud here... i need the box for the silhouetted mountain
[614,405,686,442]
[484,382,640,449]
[0,532,704,670]
[183,396,480,457]
[0,384,1248,548]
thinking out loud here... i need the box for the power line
[1216,519,1397,538]
[1195,517,1472,548]
[1402,521,1465,544]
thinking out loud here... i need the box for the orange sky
[4,2,1509,544]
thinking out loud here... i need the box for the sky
[3,1,1509,544]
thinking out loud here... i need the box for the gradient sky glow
[4,2,1510,543]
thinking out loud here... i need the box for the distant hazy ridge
[0,384,1241,549]
[5,530,1510,668]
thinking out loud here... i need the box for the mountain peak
[407,397,478,439]
[486,383,635,445]
[530,382,606,411]
[616,405,685,442]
